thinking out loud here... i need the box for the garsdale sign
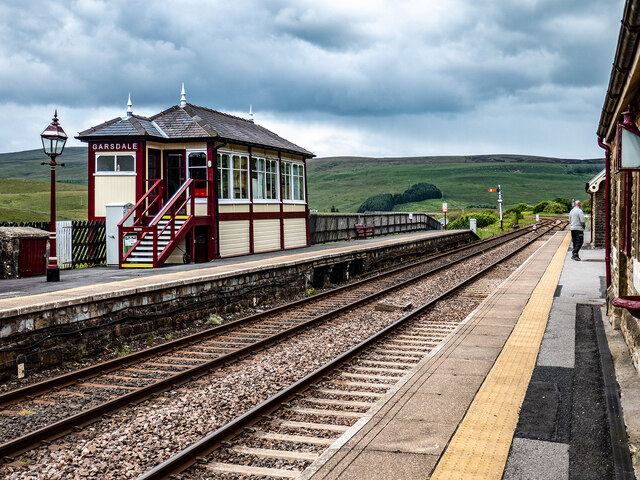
[91,142,140,151]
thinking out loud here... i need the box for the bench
[354,224,375,239]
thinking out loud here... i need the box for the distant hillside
[0,147,88,184]
[307,154,604,213]
[0,149,604,216]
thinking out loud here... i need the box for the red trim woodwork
[219,211,305,221]
[135,141,145,204]
[207,142,217,262]
[248,147,254,254]
[303,157,310,246]
[279,152,285,250]
[88,145,96,220]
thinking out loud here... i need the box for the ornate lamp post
[40,110,67,282]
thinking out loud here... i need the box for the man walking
[569,200,585,260]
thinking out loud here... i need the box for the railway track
[0,221,564,476]
[136,222,566,480]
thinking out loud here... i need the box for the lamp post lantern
[40,110,67,282]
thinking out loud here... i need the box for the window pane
[168,154,182,168]
[117,155,135,172]
[188,152,207,167]
[221,169,229,198]
[97,155,114,172]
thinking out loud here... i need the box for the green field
[0,178,87,222]
[307,155,603,213]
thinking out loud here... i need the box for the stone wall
[0,227,49,279]
[0,230,475,378]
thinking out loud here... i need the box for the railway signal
[487,185,503,230]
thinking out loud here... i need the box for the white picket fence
[55,221,73,269]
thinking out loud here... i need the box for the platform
[0,229,475,378]
[303,231,640,480]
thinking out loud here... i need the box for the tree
[357,183,442,212]
[552,197,571,212]
[357,194,394,212]
[532,201,550,214]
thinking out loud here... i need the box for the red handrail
[120,179,205,267]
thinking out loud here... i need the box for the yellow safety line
[430,232,571,480]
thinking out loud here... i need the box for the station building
[77,89,313,268]
[598,0,640,371]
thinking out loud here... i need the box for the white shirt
[569,206,585,231]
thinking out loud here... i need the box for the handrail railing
[119,179,206,267]
[119,178,163,229]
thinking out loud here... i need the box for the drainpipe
[597,136,612,289]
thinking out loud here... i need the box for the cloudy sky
[0,0,625,158]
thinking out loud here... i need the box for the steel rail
[0,222,545,408]
[0,223,559,459]
[136,222,566,479]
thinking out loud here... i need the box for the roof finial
[126,93,133,117]
[180,83,187,107]
[249,104,253,122]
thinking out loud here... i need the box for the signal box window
[217,152,249,201]
[281,161,304,201]
[251,157,278,200]
[96,154,135,173]
[187,151,207,197]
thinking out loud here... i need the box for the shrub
[509,203,531,213]
[447,212,498,230]
[543,201,566,214]
[532,201,550,214]
[552,197,571,212]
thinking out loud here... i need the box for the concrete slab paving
[318,451,439,480]
[503,438,569,480]
[307,231,568,480]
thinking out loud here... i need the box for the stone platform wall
[0,230,476,379]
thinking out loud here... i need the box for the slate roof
[77,103,313,157]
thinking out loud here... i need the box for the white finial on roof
[249,104,253,121]
[126,93,133,117]
[180,83,187,107]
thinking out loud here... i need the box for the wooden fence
[309,212,441,244]
[0,220,106,268]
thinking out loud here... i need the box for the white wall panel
[94,175,136,218]
[254,219,281,252]
[284,218,307,248]
[219,221,250,256]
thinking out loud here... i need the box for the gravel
[0,232,548,479]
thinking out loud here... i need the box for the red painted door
[19,238,47,277]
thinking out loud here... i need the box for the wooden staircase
[118,179,200,268]
[121,216,189,268]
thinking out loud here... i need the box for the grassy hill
[0,178,87,222]
[307,155,604,213]
[0,147,88,185]
[0,149,604,221]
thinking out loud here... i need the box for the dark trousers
[571,230,584,256]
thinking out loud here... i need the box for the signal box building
[77,92,313,268]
